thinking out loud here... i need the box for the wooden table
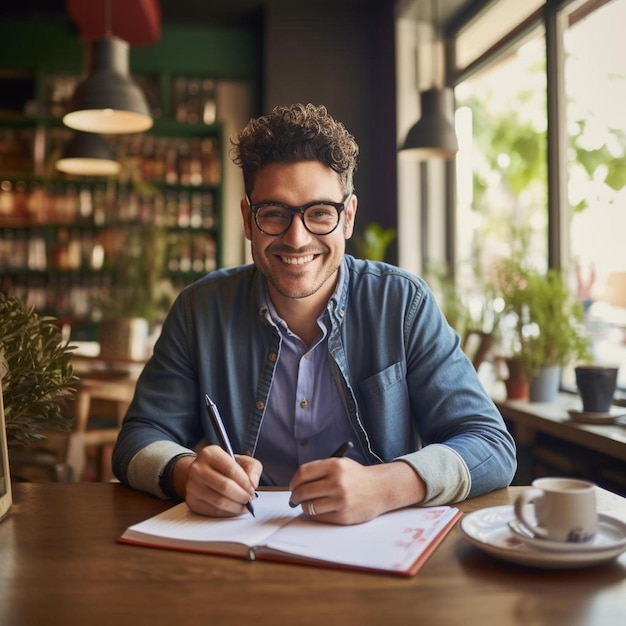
[495,394,626,489]
[1,484,625,626]
[495,394,626,461]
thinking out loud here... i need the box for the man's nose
[281,211,310,244]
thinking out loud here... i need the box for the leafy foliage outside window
[455,40,549,284]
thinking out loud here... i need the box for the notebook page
[265,506,459,572]
[125,491,300,547]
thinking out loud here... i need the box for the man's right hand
[173,445,262,517]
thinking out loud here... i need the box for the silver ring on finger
[308,501,316,516]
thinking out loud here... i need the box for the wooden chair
[65,375,137,481]
[461,330,495,371]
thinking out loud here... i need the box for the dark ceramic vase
[575,365,618,413]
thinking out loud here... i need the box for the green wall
[0,18,258,78]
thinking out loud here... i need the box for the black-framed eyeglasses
[247,192,353,236]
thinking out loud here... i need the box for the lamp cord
[432,0,439,89]
[105,0,112,37]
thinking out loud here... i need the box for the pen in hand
[289,440,354,509]
[329,440,354,458]
[204,394,255,517]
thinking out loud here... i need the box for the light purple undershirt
[255,268,361,485]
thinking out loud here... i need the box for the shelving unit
[0,17,259,340]
[0,71,224,335]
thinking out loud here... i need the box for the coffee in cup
[514,477,597,543]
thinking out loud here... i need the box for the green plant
[104,221,176,326]
[524,268,591,368]
[425,260,503,341]
[99,160,175,326]
[492,256,591,378]
[0,293,76,448]
[352,222,396,262]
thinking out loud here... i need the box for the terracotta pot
[505,375,530,400]
[503,357,530,401]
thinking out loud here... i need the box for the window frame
[444,0,614,275]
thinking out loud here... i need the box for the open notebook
[119,491,461,576]
[0,375,13,522]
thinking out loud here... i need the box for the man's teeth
[281,255,315,265]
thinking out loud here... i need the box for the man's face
[240,161,357,308]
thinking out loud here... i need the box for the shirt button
[300,439,309,447]
[268,352,277,362]
[256,401,265,410]
[304,352,311,360]
[300,398,308,409]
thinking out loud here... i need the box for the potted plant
[351,222,396,262]
[99,220,175,361]
[96,155,175,361]
[524,268,591,398]
[492,256,591,401]
[491,255,538,397]
[0,293,76,450]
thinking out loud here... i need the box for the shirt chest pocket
[356,362,413,457]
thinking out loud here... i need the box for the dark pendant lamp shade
[63,36,153,135]
[399,88,458,160]
[56,131,120,177]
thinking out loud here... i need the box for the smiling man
[112,103,516,525]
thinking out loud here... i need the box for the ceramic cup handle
[514,487,549,539]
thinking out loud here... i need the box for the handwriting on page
[265,506,459,572]
[396,509,450,547]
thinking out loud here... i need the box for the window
[435,0,626,395]
[562,0,626,390]
[454,31,548,288]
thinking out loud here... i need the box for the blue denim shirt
[112,256,516,505]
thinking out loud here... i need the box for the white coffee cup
[514,477,598,543]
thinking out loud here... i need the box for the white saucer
[460,506,626,569]
[508,515,626,553]
[567,409,626,425]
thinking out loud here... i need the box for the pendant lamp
[399,88,458,159]
[63,36,153,134]
[399,0,458,160]
[63,0,153,134]
[56,132,121,176]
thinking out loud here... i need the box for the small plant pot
[503,357,530,401]
[505,375,530,401]
[529,364,561,403]
[98,318,149,361]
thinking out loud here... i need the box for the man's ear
[343,194,358,239]
[241,197,253,241]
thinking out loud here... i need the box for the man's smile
[279,254,317,265]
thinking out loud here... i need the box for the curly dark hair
[230,103,359,196]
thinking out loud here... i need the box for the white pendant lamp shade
[399,88,458,160]
[63,36,153,134]
[56,131,120,176]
